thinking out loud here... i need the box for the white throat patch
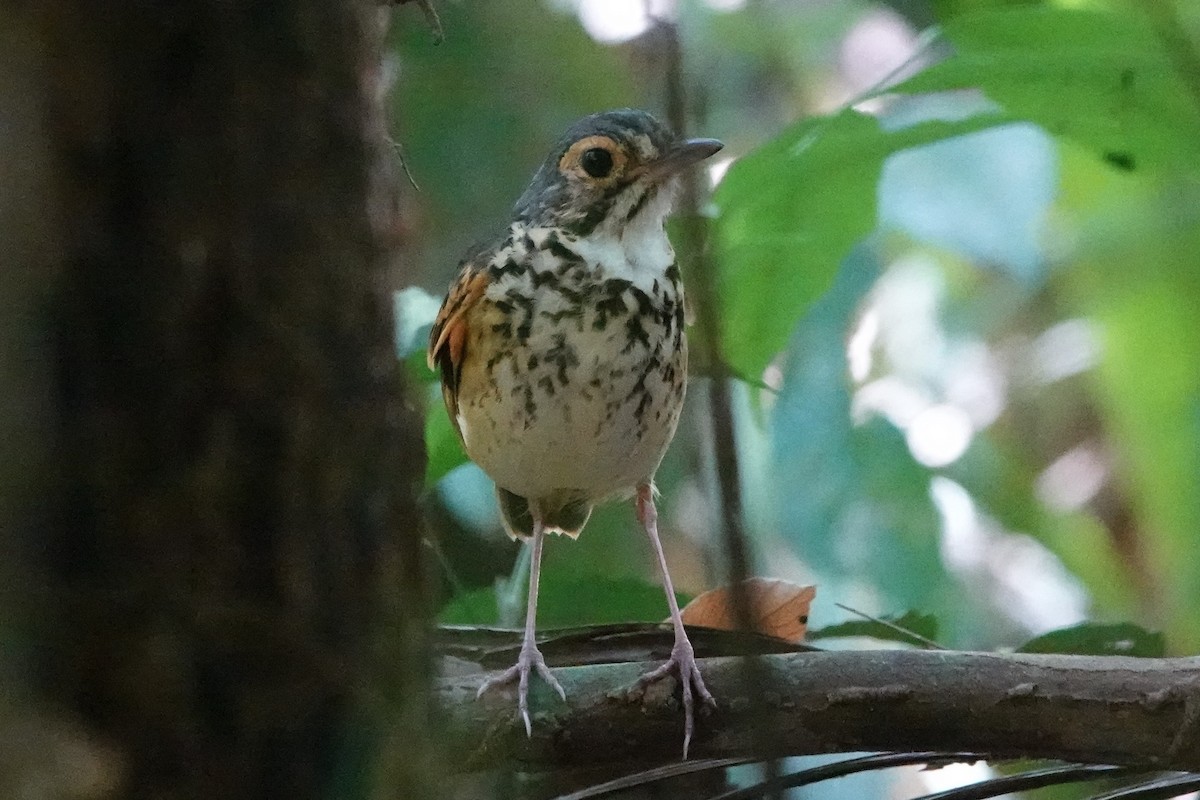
[562,182,677,289]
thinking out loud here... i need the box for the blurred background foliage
[391,0,1200,695]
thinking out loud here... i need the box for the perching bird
[428,109,722,757]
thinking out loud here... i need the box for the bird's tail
[496,487,591,540]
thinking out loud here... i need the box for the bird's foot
[635,633,715,759]
[476,640,566,737]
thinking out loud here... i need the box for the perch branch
[437,650,1200,773]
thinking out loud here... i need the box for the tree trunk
[0,2,432,797]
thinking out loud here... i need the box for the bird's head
[513,109,723,237]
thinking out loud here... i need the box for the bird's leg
[475,514,565,736]
[633,483,715,759]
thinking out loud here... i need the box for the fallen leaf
[679,578,815,644]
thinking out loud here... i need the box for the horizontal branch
[436,650,1200,772]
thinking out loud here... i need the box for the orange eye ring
[558,135,626,182]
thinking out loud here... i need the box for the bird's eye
[580,147,614,178]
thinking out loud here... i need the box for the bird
[428,108,723,758]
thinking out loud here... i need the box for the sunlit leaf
[809,610,940,648]
[1016,622,1165,658]
[713,109,1012,379]
[888,7,1200,173]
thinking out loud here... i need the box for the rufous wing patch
[428,266,490,442]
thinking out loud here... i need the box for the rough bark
[439,650,1200,773]
[0,2,432,798]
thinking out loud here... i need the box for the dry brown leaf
[679,578,815,644]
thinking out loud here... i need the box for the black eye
[580,147,614,178]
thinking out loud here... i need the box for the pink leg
[634,483,715,759]
[475,514,565,736]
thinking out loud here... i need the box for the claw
[636,634,714,759]
[477,640,565,736]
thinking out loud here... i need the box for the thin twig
[657,11,779,795]
[833,602,948,650]
[388,137,422,191]
[658,13,756,691]
[423,537,467,596]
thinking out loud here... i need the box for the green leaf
[403,347,435,383]
[889,7,1200,173]
[438,585,500,626]
[540,571,690,627]
[439,572,688,628]
[424,390,467,486]
[1016,622,1165,658]
[713,109,1013,379]
[809,610,940,648]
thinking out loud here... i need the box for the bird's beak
[645,138,724,181]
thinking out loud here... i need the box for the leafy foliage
[394,287,469,483]
[440,572,689,628]
[712,110,1013,379]
[425,405,468,487]
[809,610,941,648]
[1016,622,1165,658]
[711,2,1200,654]
[397,0,1200,668]
[887,7,1200,173]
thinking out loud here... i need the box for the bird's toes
[517,680,533,737]
[686,665,716,709]
[536,661,566,701]
[476,663,520,698]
